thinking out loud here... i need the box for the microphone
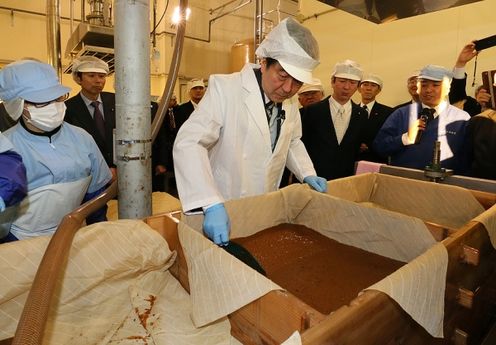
[414,108,433,144]
[279,109,286,121]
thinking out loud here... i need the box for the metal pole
[69,0,74,34]
[114,0,152,219]
[46,0,62,77]
[253,0,263,62]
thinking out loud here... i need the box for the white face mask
[25,102,66,132]
[3,98,24,121]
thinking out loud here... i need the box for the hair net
[418,65,453,82]
[361,73,383,89]
[255,18,319,84]
[332,60,363,81]
[71,56,109,81]
[298,78,324,94]
[0,60,70,103]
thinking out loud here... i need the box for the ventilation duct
[64,0,115,74]
[316,0,483,24]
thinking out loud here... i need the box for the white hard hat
[255,18,320,84]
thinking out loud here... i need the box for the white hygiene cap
[71,56,109,82]
[332,60,363,81]
[255,18,320,84]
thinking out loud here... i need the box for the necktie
[265,101,279,151]
[334,106,346,144]
[362,104,369,118]
[91,101,106,140]
[420,108,435,122]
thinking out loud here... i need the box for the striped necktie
[334,106,346,144]
[91,101,106,139]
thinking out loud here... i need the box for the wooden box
[145,173,496,345]
[9,175,496,345]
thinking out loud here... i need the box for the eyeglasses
[26,94,69,108]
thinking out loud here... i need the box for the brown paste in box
[232,223,405,314]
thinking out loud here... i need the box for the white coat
[173,63,317,212]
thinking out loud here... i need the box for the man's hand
[303,175,328,193]
[203,203,230,246]
[455,42,477,68]
[407,119,427,144]
[476,88,491,111]
[154,164,167,176]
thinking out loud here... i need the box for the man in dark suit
[152,95,178,192]
[301,60,368,180]
[357,73,393,163]
[174,78,205,128]
[64,56,117,181]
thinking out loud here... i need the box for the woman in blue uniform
[0,60,112,242]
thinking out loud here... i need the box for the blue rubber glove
[303,175,328,193]
[203,203,230,246]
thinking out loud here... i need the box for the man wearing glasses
[0,60,111,242]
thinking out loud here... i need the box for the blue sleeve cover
[82,185,108,224]
[0,150,28,207]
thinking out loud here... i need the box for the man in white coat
[173,18,327,245]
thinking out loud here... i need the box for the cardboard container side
[327,173,485,231]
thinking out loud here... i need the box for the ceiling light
[171,6,191,25]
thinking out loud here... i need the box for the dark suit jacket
[152,104,177,171]
[65,92,116,167]
[0,104,17,132]
[301,96,368,180]
[466,111,496,180]
[174,101,195,130]
[449,74,481,117]
[357,101,393,163]
[393,100,414,112]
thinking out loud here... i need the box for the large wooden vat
[7,174,496,345]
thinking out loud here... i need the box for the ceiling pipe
[254,0,263,62]
[299,8,337,22]
[155,0,253,44]
[46,0,63,78]
[151,0,188,143]
[0,6,82,23]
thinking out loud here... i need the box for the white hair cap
[298,78,324,94]
[361,73,383,89]
[332,60,363,81]
[188,78,205,90]
[71,56,109,81]
[255,18,320,84]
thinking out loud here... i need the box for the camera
[474,34,496,52]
